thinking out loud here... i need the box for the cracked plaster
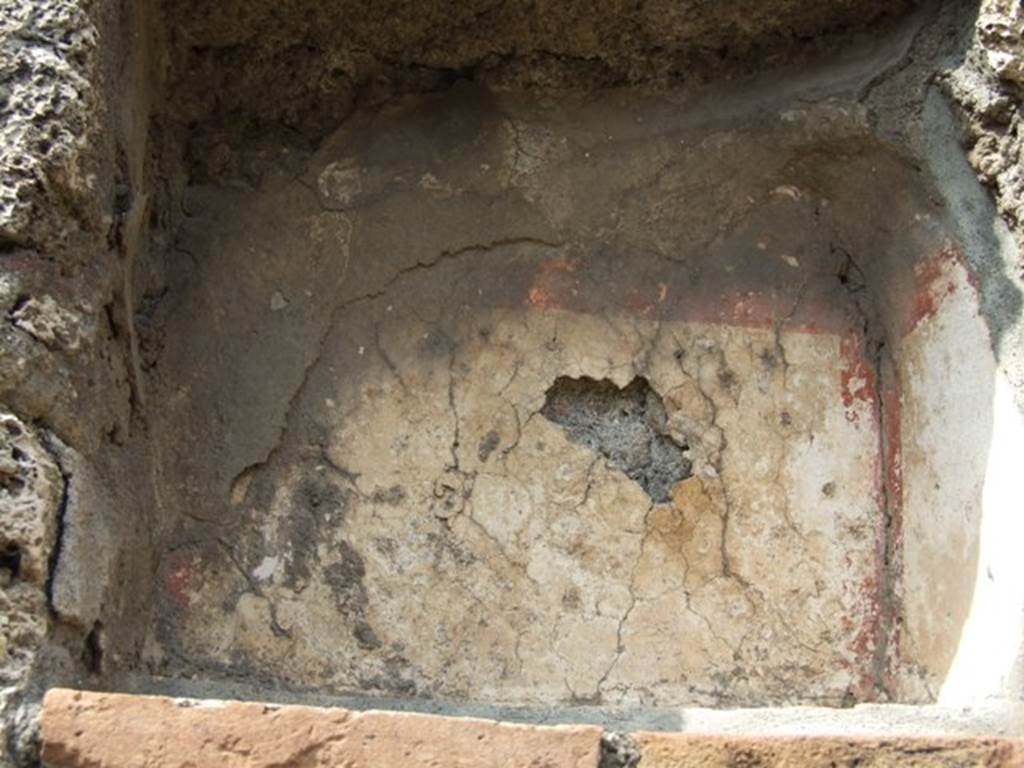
[142,81,960,708]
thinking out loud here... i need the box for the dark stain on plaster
[371,484,406,505]
[353,619,382,650]
[426,530,478,568]
[478,430,501,462]
[324,540,379,650]
[541,376,691,503]
[358,655,419,696]
[286,477,350,588]
[323,541,367,612]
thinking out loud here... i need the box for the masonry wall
[1,0,1024,765]
[0,1,167,764]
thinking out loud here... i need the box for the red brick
[635,731,1024,767]
[40,689,601,768]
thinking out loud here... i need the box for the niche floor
[142,82,973,708]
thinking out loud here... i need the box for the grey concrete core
[541,376,692,503]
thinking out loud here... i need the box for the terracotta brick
[40,689,601,768]
[635,731,1024,767]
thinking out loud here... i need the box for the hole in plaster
[541,376,692,503]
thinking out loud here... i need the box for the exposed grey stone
[542,376,691,504]
[48,442,113,630]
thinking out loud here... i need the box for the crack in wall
[215,538,292,640]
[595,499,654,699]
[38,428,70,616]
[227,236,564,506]
[836,242,901,702]
[870,340,901,701]
[669,334,742,586]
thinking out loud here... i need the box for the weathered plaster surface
[157,307,881,706]
[145,82,961,707]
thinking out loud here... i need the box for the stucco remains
[3,0,1024,764]
[142,77,971,707]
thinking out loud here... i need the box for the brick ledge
[40,689,1024,767]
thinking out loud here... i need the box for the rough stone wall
[0,1,106,251]
[162,0,917,175]
[947,0,1024,271]
[0,1,165,765]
